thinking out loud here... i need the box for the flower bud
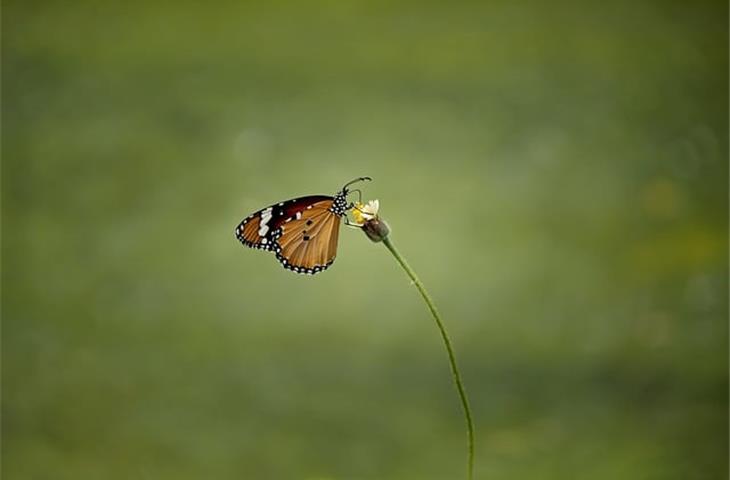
[362,217,390,242]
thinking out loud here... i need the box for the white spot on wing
[258,207,273,236]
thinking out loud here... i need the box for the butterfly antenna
[342,176,372,192]
[348,188,363,204]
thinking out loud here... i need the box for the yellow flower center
[352,202,367,225]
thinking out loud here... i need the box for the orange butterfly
[235,177,371,274]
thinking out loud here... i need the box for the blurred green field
[3,1,728,479]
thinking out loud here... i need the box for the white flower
[352,199,380,225]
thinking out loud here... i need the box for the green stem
[382,236,475,480]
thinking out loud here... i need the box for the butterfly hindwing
[275,203,342,274]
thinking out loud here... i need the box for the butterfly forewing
[235,195,332,248]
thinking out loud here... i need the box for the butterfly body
[235,178,368,275]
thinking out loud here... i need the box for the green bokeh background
[3,1,728,479]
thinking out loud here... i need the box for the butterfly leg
[343,218,363,230]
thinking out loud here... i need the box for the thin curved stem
[382,236,475,480]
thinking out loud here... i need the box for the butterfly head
[333,176,372,215]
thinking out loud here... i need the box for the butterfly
[235,177,371,275]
